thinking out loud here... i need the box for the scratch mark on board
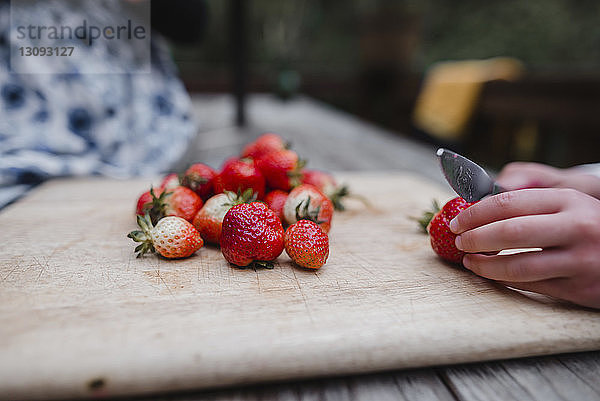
[292,267,314,324]
[33,256,49,282]
[157,270,175,299]
[255,269,262,294]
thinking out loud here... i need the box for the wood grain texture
[1,173,599,401]
[145,370,455,401]
[443,352,600,401]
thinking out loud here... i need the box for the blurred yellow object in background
[413,57,524,141]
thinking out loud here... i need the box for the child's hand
[450,188,600,308]
[498,162,600,199]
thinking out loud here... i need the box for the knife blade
[436,148,505,202]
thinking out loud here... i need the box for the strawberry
[135,187,162,217]
[140,186,203,224]
[220,202,284,268]
[181,163,217,201]
[213,158,266,199]
[192,189,256,244]
[302,169,347,210]
[128,215,203,259]
[283,184,334,233]
[284,220,329,269]
[301,169,337,195]
[255,149,305,191]
[159,173,181,190]
[422,197,476,264]
[241,133,287,159]
[264,190,288,222]
[302,169,371,211]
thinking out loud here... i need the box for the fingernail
[455,235,463,250]
[449,217,459,233]
[462,255,471,269]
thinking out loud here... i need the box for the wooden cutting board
[1,173,599,400]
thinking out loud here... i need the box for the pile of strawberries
[128,133,349,270]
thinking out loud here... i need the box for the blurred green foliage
[172,0,600,74]
[419,0,600,69]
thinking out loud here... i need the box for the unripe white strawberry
[128,215,203,259]
[193,189,257,244]
[283,184,334,233]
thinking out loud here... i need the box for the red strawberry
[284,184,334,233]
[135,187,162,217]
[128,215,203,259]
[284,220,329,269]
[214,158,266,199]
[302,169,348,211]
[256,149,304,191]
[159,173,180,190]
[140,186,203,224]
[220,202,284,268]
[241,133,287,159]
[192,189,256,244]
[424,197,476,264]
[219,156,240,171]
[181,163,217,201]
[301,169,336,193]
[167,186,204,222]
[264,190,288,222]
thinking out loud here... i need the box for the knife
[436,148,505,202]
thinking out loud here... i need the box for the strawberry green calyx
[148,187,173,225]
[329,185,372,212]
[329,185,349,211]
[253,260,275,269]
[223,188,257,207]
[236,260,275,270]
[295,196,325,225]
[286,158,307,189]
[415,199,440,233]
[127,214,156,257]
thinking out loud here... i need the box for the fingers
[462,249,573,282]
[450,189,564,234]
[456,213,570,252]
[496,162,563,190]
[499,278,600,309]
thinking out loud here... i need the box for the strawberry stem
[295,197,325,224]
[329,185,349,211]
[232,260,275,270]
[252,260,275,269]
[223,189,257,207]
[127,214,156,257]
[413,199,440,233]
[148,186,172,225]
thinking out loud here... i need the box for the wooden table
[3,94,598,401]
[155,94,600,401]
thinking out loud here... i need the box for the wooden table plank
[177,94,600,401]
[141,370,456,401]
[556,352,600,394]
[443,351,600,401]
[182,95,444,185]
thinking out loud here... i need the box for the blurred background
[170,0,600,169]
